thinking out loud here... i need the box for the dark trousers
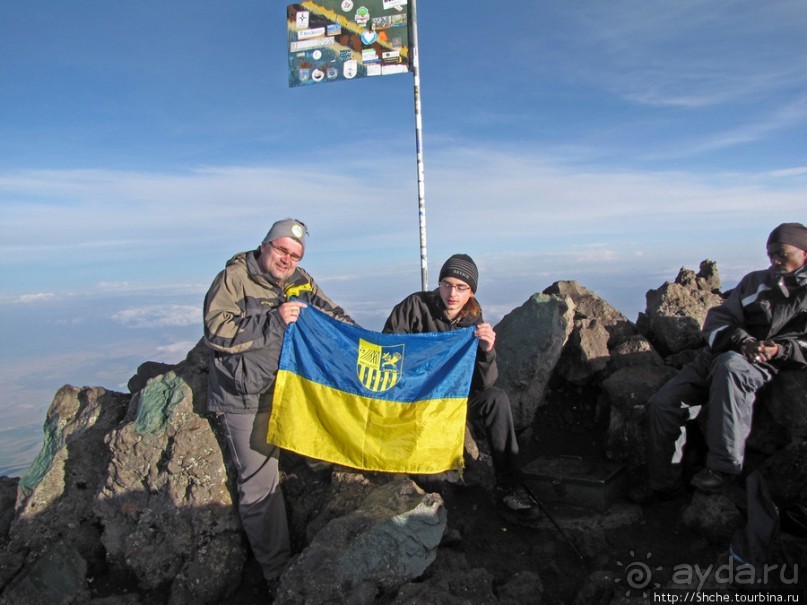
[220,410,291,581]
[467,386,520,485]
[646,349,775,491]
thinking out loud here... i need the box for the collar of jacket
[770,263,807,289]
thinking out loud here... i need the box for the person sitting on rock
[636,222,807,502]
[383,254,541,519]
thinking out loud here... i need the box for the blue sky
[1,1,806,476]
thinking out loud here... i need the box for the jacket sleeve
[203,267,283,355]
[702,279,754,353]
[472,347,499,391]
[770,336,807,368]
[287,271,357,327]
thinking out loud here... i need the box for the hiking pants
[467,386,520,486]
[220,410,291,581]
[646,349,775,491]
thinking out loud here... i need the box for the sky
[1,1,806,476]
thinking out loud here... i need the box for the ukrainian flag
[268,306,477,473]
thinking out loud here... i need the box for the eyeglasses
[439,280,471,293]
[269,243,302,263]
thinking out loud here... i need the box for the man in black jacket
[384,254,540,518]
[640,223,807,502]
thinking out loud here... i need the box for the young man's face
[767,242,807,275]
[438,277,473,319]
[258,236,303,282]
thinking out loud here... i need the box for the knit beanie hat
[262,218,308,252]
[767,222,807,251]
[439,254,478,293]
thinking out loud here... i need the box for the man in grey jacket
[203,218,354,586]
[640,223,807,502]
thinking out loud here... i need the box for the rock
[555,318,611,385]
[606,334,664,372]
[0,477,17,540]
[638,261,724,355]
[601,365,678,463]
[496,294,576,431]
[10,386,130,568]
[694,259,722,293]
[94,370,244,603]
[746,401,791,456]
[0,549,26,597]
[182,337,212,373]
[390,549,498,604]
[543,280,636,347]
[663,348,700,369]
[299,470,390,545]
[127,361,175,393]
[571,570,615,605]
[0,541,89,605]
[497,570,544,605]
[681,492,743,544]
[764,370,807,442]
[276,477,447,604]
[759,442,807,507]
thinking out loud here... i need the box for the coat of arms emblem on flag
[357,339,404,392]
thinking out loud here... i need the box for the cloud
[111,304,200,328]
[156,340,199,360]
[1,143,803,262]
[16,293,55,303]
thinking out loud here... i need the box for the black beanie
[767,222,807,251]
[439,254,478,293]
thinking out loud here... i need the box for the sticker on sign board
[382,64,408,75]
[362,48,379,63]
[296,11,309,29]
[343,60,358,79]
[355,7,369,26]
[366,63,382,76]
[290,37,334,52]
[298,27,325,41]
[341,0,353,11]
[360,30,378,45]
[383,0,407,9]
[311,68,325,82]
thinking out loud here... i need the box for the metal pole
[409,0,428,291]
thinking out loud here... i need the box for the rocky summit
[1,260,805,604]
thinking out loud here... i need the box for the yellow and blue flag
[268,306,477,473]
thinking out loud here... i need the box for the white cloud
[0,142,801,283]
[111,304,201,328]
[156,340,199,361]
[16,292,55,303]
